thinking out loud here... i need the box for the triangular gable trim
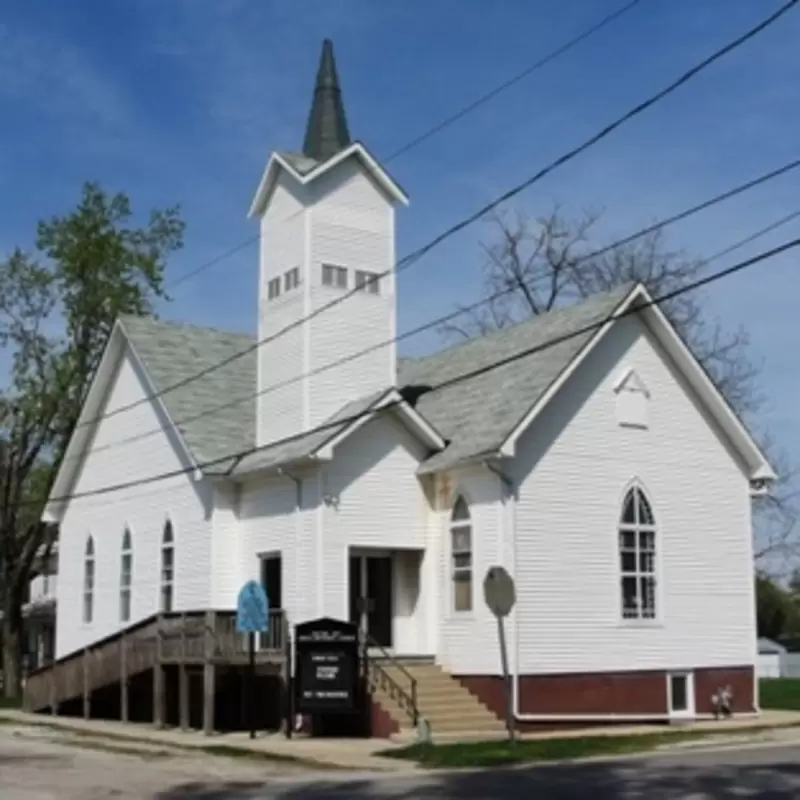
[43,321,200,523]
[248,142,409,218]
[498,283,775,481]
[315,388,445,460]
[613,367,651,398]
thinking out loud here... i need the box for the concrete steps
[369,659,502,739]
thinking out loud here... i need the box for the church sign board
[294,617,360,714]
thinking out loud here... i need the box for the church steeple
[302,39,351,162]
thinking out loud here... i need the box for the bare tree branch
[441,204,796,570]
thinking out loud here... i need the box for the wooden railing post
[203,610,216,736]
[179,613,189,731]
[153,614,165,729]
[82,648,90,720]
[120,629,129,723]
[49,668,57,716]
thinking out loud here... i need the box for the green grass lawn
[383,730,711,769]
[759,678,800,710]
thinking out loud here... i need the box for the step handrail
[364,635,418,728]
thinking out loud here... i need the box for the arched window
[83,536,95,624]
[619,486,657,620]
[120,528,133,623]
[161,520,174,613]
[450,496,473,612]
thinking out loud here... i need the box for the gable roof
[400,284,635,474]
[46,282,774,519]
[118,315,257,468]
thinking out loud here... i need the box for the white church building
[39,40,773,734]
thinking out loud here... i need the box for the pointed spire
[302,39,351,162]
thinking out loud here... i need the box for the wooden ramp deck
[24,610,288,734]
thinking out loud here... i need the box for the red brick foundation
[456,665,755,730]
[369,694,401,738]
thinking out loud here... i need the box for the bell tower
[250,40,409,448]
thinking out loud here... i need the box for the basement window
[667,672,694,717]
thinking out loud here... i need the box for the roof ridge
[118,313,254,342]
[403,282,636,367]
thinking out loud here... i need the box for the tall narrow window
[119,528,133,623]
[619,486,657,620]
[450,496,473,612]
[161,520,174,613]
[83,536,95,624]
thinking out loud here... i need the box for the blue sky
[1,0,799,487]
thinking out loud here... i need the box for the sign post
[483,565,517,743]
[235,580,269,740]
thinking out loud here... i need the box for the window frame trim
[617,481,663,626]
[448,492,475,616]
[160,518,176,614]
[119,526,134,623]
[82,534,95,626]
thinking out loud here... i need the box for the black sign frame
[294,617,361,715]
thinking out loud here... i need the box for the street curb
[0,710,408,773]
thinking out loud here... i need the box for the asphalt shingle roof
[119,284,632,477]
[119,315,256,470]
[399,284,632,473]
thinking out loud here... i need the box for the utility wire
[384,0,645,162]
[56,190,800,468]
[68,0,797,435]
[44,235,800,510]
[163,0,643,290]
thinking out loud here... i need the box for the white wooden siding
[256,158,398,445]
[55,347,212,659]
[209,484,241,609]
[306,159,396,430]
[434,466,506,674]
[258,172,308,446]
[237,472,319,628]
[509,314,756,676]
[320,414,428,631]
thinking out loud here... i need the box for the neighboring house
[24,543,58,672]
[757,637,786,679]
[39,40,773,730]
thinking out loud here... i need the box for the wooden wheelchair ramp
[24,610,287,733]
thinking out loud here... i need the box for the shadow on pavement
[155,752,800,799]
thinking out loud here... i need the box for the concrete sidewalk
[2,708,800,771]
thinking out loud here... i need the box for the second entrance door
[349,554,393,649]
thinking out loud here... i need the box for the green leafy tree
[0,182,184,698]
[756,574,793,640]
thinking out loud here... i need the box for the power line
[166,235,258,290]
[163,0,643,290]
[581,158,800,262]
[44,235,800,510]
[56,192,800,469]
[384,0,645,162]
[69,1,797,435]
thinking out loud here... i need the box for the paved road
[3,726,800,799]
